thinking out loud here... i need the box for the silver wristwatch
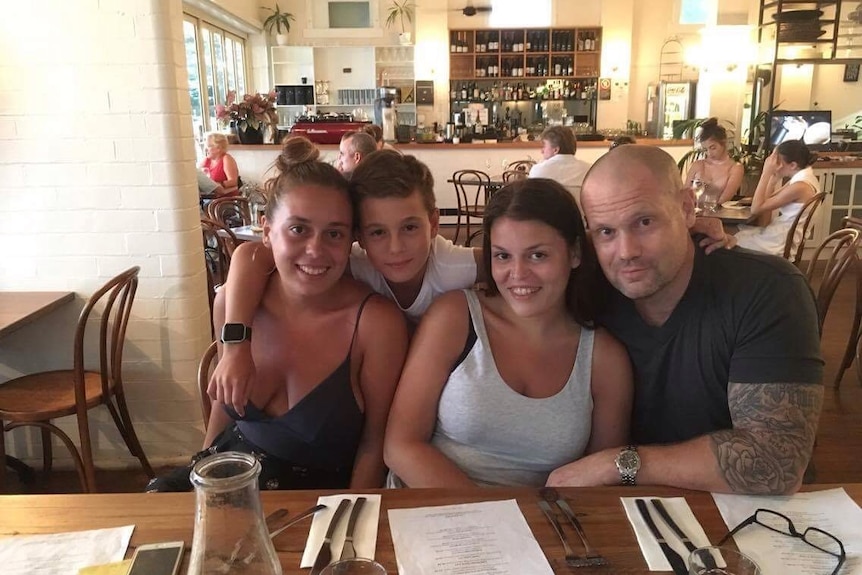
[615,445,641,486]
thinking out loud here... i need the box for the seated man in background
[528,126,591,204]
[338,131,378,175]
[548,145,824,495]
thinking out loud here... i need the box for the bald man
[548,145,824,495]
[337,131,377,175]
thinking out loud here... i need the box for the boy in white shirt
[210,150,481,413]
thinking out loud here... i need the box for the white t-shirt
[349,235,477,322]
[528,153,592,204]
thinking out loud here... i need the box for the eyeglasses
[719,508,845,575]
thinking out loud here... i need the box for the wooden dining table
[1,484,858,573]
[0,291,75,339]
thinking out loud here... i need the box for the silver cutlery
[340,497,367,560]
[540,487,608,567]
[310,498,352,575]
[228,507,289,565]
[651,498,716,570]
[238,503,328,566]
[635,498,688,575]
[537,499,583,568]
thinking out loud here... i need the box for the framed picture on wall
[844,63,860,83]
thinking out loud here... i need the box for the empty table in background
[0,292,75,340]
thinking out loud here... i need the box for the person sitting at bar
[337,131,377,175]
[198,132,240,195]
[362,123,398,151]
[384,178,633,487]
[147,139,407,491]
[733,140,819,257]
[684,118,744,207]
[547,145,823,495]
[528,126,591,204]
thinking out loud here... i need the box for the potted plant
[262,3,295,46]
[216,90,279,144]
[385,0,415,45]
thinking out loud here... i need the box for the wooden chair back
[0,267,153,492]
[207,196,251,228]
[783,192,826,266]
[200,218,237,338]
[196,341,219,429]
[506,160,535,174]
[452,169,491,245]
[804,228,860,328]
[502,169,528,183]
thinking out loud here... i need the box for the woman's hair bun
[276,136,320,173]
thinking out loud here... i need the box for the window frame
[183,11,250,135]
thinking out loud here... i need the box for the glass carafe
[187,452,282,575]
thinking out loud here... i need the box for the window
[489,0,551,28]
[183,14,248,141]
[679,0,716,25]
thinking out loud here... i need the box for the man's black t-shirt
[601,245,824,445]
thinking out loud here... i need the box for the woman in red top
[199,132,240,195]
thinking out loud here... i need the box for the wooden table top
[1,484,858,573]
[0,291,75,339]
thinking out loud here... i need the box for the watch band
[617,445,640,486]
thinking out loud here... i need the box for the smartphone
[127,541,185,575]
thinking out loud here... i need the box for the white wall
[0,0,211,470]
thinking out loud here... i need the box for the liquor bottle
[461,83,468,100]
[472,82,479,100]
[567,57,573,76]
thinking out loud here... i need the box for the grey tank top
[430,289,595,487]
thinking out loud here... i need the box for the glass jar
[187,452,282,575]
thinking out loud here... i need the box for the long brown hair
[482,178,606,327]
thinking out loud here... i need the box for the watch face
[222,323,247,342]
[617,451,639,470]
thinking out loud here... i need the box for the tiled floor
[3,231,861,493]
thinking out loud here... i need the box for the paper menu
[0,525,133,575]
[388,499,553,575]
[713,488,862,575]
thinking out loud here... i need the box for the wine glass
[485,158,493,172]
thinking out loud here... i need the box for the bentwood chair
[196,341,219,430]
[804,230,860,385]
[201,218,237,339]
[502,169,528,183]
[836,216,862,387]
[783,192,826,266]
[452,169,491,245]
[207,196,251,229]
[506,159,536,174]
[0,267,154,492]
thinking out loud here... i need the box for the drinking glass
[485,158,493,171]
[320,558,387,575]
[689,546,761,575]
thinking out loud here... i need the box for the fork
[540,487,608,567]
[537,500,583,568]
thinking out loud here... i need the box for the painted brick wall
[0,0,212,470]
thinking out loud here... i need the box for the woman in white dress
[734,140,819,257]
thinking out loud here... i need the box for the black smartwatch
[220,323,252,344]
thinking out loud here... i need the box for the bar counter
[230,138,695,220]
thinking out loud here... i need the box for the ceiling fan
[453,1,492,17]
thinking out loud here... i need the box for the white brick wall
[0,0,212,472]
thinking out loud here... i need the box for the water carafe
[187,452,282,574]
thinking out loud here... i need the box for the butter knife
[635,498,688,575]
[651,498,716,570]
[340,497,367,560]
[310,498,352,575]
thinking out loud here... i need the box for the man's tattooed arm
[710,382,824,495]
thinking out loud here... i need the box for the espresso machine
[374,86,400,142]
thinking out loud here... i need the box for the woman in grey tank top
[384,178,633,488]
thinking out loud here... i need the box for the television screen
[767,110,832,150]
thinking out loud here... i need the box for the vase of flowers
[215,90,278,144]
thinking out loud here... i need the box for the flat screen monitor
[767,110,832,150]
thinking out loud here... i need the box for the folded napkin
[621,496,712,571]
[300,494,382,568]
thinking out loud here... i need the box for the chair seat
[0,371,109,421]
